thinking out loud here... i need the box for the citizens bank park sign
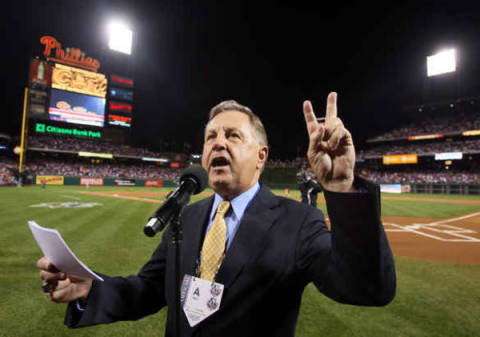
[40,36,101,72]
[35,123,102,139]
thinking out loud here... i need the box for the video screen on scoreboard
[48,89,106,127]
[108,114,132,127]
[52,63,107,98]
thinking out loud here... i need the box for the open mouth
[211,156,230,169]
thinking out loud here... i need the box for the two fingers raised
[304,92,346,152]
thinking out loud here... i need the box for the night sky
[2,1,480,159]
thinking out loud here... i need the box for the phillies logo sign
[40,36,101,72]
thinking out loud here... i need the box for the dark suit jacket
[65,178,396,336]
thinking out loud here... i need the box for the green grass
[0,185,479,337]
[380,199,480,218]
[272,189,480,219]
[297,258,480,337]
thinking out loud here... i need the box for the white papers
[28,220,103,281]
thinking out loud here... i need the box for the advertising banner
[114,178,136,186]
[110,74,134,88]
[144,180,163,187]
[36,175,64,185]
[382,154,418,165]
[109,87,134,102]
[34,122,102,139]
[29,58,53,88]
[380,184,402,193]
[109,101,132,114]
[435,152,463,160]
[108,114,132,127]
[80,177,104,186]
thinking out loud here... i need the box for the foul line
[384,211,480,242]
[427,211,480,225]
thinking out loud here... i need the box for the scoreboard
[107,74,134,128]
[29,58,134,131]
[28,36,135,136]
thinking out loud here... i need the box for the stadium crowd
[0,157,16,185]
[28,135,167,158]
[266,158,306,168]
[2,154,479,186]
[358,169,480,184]
[3,130,480,186]
[372,110,480,140]
[358,138,480,157]
[24,158,180,180]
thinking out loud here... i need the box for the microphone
[144,164,208,237]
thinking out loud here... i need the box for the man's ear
[257,146,269,170]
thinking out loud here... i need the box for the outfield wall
[260,167,297,189]
[33,175,177,188]
[28,174,480,195]
[411,183,480,195]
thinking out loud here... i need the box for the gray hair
[207,100,268,147]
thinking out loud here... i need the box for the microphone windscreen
[180,164,208,194]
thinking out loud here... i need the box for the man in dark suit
[37,92,396,336]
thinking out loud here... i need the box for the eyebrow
[205,126,243,134]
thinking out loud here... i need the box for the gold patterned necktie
[199,201,230,281]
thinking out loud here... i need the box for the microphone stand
[170,212,183,337]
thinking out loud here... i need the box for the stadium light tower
[426,49,456,77]
[108,21,133,55]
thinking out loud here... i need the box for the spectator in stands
[0,157,17,185]
[371,109,480,141]
[358,139,480,159]
[28,134,177,159]
[357,168,480,184]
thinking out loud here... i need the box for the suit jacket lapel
[215,186,279,289]
[180,196,213,278]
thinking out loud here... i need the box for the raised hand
[303,92,355,192]
[37,256,92,303]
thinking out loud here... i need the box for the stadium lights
[108,21,133,55]
[426,49,456,77]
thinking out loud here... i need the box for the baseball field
[1,185,479,337]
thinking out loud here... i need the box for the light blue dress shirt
[206,182,260,250]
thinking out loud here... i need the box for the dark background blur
[2,1,480,159]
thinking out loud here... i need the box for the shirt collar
[210,182,260,221]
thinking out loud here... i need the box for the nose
[212,132,227,151]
